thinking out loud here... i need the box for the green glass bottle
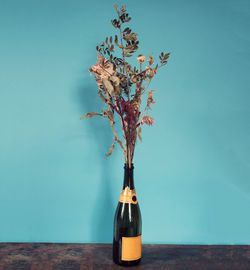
[113,163,142,266]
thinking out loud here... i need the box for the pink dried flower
[145,66,155,79]
[137,55,146,64]
[89,57,115,84]
[141,116,154,126]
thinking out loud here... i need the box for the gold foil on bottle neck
[119,186,138,204]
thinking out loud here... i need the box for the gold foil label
[122,235,142,261]
[119,186,138,204]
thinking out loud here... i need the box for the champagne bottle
[113,163,142,266]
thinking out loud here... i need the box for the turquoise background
[1,0,250,244]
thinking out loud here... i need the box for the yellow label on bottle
[119,186,138,204]
[122,235,142,261]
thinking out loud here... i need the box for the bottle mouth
[124,163,134,169]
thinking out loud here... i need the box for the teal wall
[1,0,250,244]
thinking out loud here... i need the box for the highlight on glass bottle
[113,164,142,266]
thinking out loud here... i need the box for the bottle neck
[123,163,134,190]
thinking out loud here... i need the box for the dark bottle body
[113,164,142,266]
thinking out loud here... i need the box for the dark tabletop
[0,243,249,270]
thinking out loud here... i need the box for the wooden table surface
[0,243,249,270]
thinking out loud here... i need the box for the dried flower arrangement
[81,4,170,168]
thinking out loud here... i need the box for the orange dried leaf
[80,112,104,120]
[98,91,107,104]
[106,142,115,157]
[138,126,142,142]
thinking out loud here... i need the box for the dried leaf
[80,112,104,120]
[110,75,120,86]
[106,142,115,157]
[103,78,115,96]
[148,56,155,65]
[138,126,142,142]
[123,33,138,42]
[124,53,132,57]
[125,44,134,49]
[124,48,134,53]
[164,53,170,59]
[108,118,125,153]
[98,91,107,104]
[147,90,155,110]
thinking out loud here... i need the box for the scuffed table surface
[0,243,249,270]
